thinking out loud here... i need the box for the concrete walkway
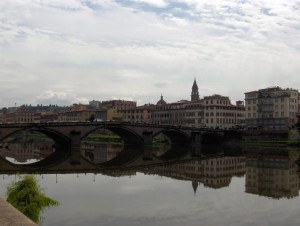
[0,197,37,226]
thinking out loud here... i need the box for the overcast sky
[1,0,300,107]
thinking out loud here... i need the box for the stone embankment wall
[0,197,37,226]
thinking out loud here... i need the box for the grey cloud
[0,0,300,107]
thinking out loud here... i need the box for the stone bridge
[0,122,227,163]
[0,122,226,145]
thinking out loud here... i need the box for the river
[1,140,300,225]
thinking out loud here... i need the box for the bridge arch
[155,145,190,161]
[153,129,191,144]
[0,127,70,146]
[81,125,144,146]
[201,131,224,145]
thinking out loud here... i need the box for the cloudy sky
[1,0,300,107]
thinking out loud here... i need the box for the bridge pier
[143,131,153,146]
[191,145,201,157]
[69,130,81,165]
[191,132,202,146]
[143,146,153,161]
[191,132,202,157]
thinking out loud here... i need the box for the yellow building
[107,107,123,121]
[245,87,300,130]
[121,104,154,123]
[58,110,96,122]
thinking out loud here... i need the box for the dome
[157,94,167,106]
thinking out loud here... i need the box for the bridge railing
[0,121,225,132]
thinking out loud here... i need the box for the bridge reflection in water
[1,140,300,199]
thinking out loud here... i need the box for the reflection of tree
[288,147,300,161]
[6,175,59,224]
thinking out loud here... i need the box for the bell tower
[191,78,200,101]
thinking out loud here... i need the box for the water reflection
[143,155,246,190]
[81,143,123,164]
[0,141,300,201]
[0,140,54,164]
[245,151,300,199]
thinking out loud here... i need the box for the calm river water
[1,140,300,226]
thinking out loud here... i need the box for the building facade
[151,81,245,129]
[58,110,96,122]
[121,104,154,124]
[102,100,136,110]
[151,100,205,127]
[201,95,245,129]
[2,110,35,123]
[245,87,300,130]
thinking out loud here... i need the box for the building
[38,113,59,123]
[101,100,137,121]
[152,100,205,127]
[201,95,245,129]
[89,100,102,109]
[3,110,35,123]
[102,100,136,110]
[94,110,107,122]
[58,110,96,122]
[121,104,155,123]
[151,80,245,128]
[152,82,203,126]
[245,87,300,130]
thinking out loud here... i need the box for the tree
[288,129,300,146]
[6,175,59,224]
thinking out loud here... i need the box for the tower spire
[191,79,200,101]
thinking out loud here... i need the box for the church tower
[191,79,200,101]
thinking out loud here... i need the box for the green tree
[6,175,59,224]
[288,129,300,146]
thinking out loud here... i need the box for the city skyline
[1,0,300,108]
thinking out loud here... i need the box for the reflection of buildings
[101,170,137,178]
[81,144,123,164]
[245,154,300,199]
[144,156,246,191]
[0,140,54,163]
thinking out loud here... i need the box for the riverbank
[0,197,37,226]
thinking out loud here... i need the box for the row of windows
[125,115,150,119]
[123,110,151,113]
[205,112,239,117]
[247,105,298,111]
[205,118,242,124]
[205,106,244,111]
[247,97,299,105]
[247,111,297,118]
[205,100,230,105]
